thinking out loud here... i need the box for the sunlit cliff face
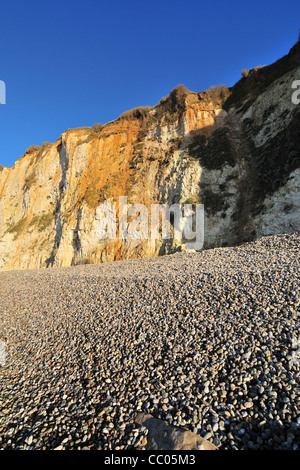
[1,50,300,270]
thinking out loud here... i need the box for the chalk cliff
[0,41,299,270]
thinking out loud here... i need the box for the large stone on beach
[135,413,218,450]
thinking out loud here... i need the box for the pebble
[244,401,253,409]
[212,423,218,432]
[25,436,33,445]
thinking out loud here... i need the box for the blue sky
[0,0,299,167]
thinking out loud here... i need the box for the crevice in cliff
[46,139,69,268]
[71,207,82,266]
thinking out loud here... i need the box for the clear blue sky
[0,0,299,167]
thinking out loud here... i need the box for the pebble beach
[0,233,299,450]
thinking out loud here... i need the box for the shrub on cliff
[203,84,230,104]
[24,145,41,155]
[93,123,104,132]
[152,84,190,124]
[162,84,190,111]
[118,106,151,121]
[168,84,190,105]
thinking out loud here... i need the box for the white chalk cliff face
[240,66,300,239]
[0,42,299,271]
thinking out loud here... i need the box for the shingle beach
[0,233,299,450]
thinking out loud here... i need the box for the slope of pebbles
[0,233,299,450]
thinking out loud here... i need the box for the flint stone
[134,413,217,450]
